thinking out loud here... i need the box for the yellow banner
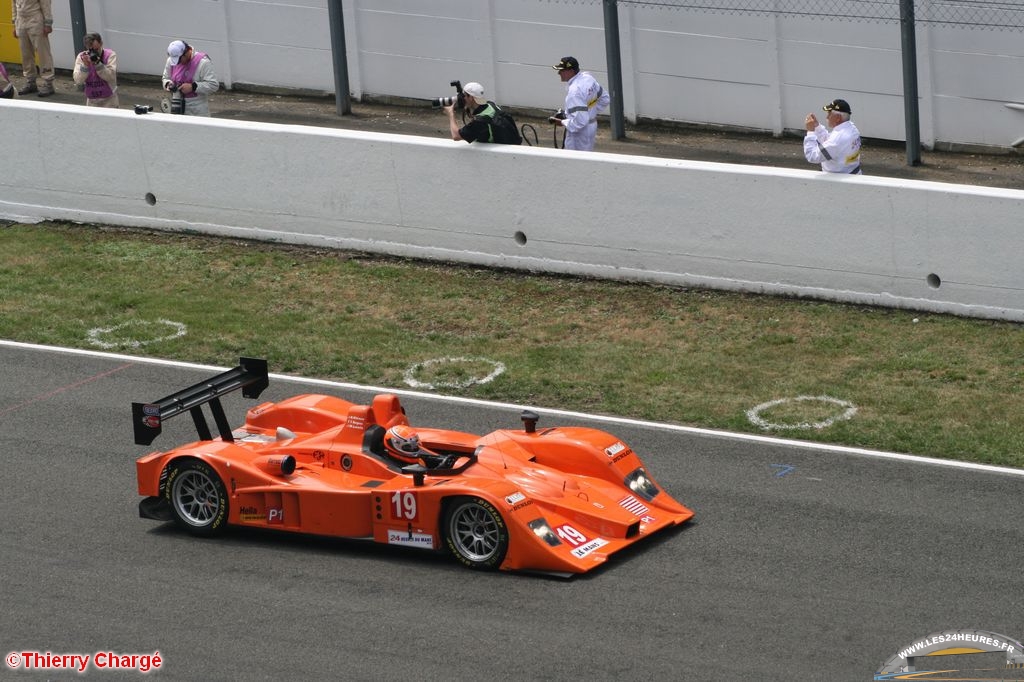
[0,2,16,65]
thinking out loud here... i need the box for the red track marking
[0,363,133,418]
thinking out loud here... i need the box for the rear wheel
[164,460,229,535]
[444,497,508,570]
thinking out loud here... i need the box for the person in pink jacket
[162,40,219,117]
[73,33,119,108]
[0,62,14,98]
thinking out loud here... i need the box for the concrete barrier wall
[2,100,1022,322]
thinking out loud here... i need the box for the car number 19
[557,524,589,546]
[391,492,418,521]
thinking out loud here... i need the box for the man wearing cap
[12,0,56,97]
[443,82,516,144]
[550,56,610,151]
[162,40,219,117]
[804,98,862,174]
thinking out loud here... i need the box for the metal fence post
[69,0,87,54]
[900,0,921,166]
[327,0,352,116]
[603,0,625,140]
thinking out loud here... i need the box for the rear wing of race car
[131,357,269,446]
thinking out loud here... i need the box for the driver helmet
[384,424,421,463]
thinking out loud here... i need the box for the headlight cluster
[528,518,561,546]
[624,467,659,502]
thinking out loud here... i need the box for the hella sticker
[239,506,261,522]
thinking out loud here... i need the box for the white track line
[3,339,1022,478]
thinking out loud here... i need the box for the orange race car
[133,358,694,575]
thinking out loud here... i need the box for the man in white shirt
[550,56,611,151]
[804,98,862,174]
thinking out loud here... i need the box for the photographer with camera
[550,56,610,151]
[73,33,119,108]
[162,40,219,117]
[440,81,521,146]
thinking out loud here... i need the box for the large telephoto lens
[431,96,456,109]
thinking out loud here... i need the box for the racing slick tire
[164,459,229,536]
[443,497,509,570]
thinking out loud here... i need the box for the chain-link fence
[620,0,899,22]
[546,0,1024,30]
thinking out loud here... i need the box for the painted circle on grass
[87,318,188,349]
[403,356,506,390]
[746,395,858,430]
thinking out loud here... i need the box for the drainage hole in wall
[926,273,941,289]
[145,193,156,206]
[514,231,527,246]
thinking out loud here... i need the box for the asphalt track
[2,342,1022,681]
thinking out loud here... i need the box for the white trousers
[564,120,598,151]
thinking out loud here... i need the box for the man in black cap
[803,98,862,174]
[550,56,610,151]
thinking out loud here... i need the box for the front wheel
[164,459,229,536]
[444,497,509,570]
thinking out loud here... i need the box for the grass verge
[3,221,1022,468]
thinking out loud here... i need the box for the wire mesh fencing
[544,0,1024,31]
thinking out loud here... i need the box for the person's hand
[179,82,194,94]
[43,25,52,36]
[804,113,819,131]
[442,104,454,116]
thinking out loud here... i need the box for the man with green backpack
[443,81,522,145]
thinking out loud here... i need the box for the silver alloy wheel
[171,468,222,527]
[447,500,502,563]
